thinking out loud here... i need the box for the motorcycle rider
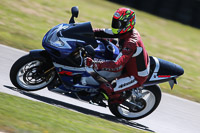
[85,8,150,104]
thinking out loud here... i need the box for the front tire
[10,54,56,91]
[109,85,162,120]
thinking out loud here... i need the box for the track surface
[0,44,200,133]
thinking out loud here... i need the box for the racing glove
[85,57,99,70]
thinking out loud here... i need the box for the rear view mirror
[72,6,79,18]
[69,6,79,24]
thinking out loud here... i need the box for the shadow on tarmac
[4,85,155,132]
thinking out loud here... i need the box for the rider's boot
[99,82,127,104]
[91,82,119,106]
[92,82,132,105]
[91,92,107,107]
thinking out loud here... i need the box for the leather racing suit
[91,28,150,103]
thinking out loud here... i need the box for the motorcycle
[10,7,184,120]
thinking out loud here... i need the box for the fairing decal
[149,57,176,81]
[53,62,85,72]
[58,70,73,76]
[149,57,160,81]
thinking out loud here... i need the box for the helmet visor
[112,18,121,29]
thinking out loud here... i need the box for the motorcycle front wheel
[108,85,162,120]
[10,54,56,91]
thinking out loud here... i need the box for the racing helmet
[112,8,136,34]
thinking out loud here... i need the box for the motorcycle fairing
[144,56,184,87]
[42,22,122,92]
[42,22,120,65]
[53,62,121,91]
[42,23,81,65]
[59,22,98,48]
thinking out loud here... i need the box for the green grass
[0,92,148,133]
[0,0,200,101]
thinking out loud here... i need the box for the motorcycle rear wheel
[108,85,161,120]
[10,54,56,91]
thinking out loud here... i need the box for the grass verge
[0,0,200,102]
[0,92,148,133]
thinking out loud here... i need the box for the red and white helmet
[112,8,136,34]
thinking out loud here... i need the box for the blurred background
[109,0,200,28]
[0,0,199,102]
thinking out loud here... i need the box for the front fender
[29,49,52,63]
[29,49,49,59]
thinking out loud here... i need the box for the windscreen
[60,22,98,48]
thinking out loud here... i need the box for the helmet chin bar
[112,28,120,34]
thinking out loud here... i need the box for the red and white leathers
[86,28,150,103]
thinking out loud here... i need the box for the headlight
[50,40,65,47]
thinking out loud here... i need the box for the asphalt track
[0,44,200,133]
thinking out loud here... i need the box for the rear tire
[10,54,56,91]
[109,85,162,120]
